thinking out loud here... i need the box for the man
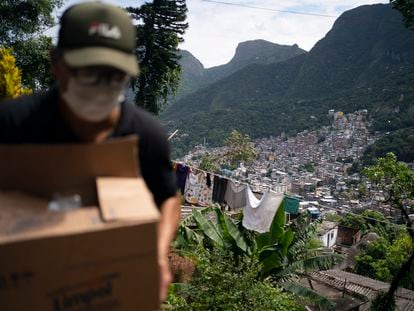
[0,1,180,302]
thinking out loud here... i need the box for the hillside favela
[0,1,414,311]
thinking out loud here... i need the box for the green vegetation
[224,130,257,168]
[362,128,414,164]
[0,0,62,89]
[198,153,219,173]
[355,234,414,289]
[339,209,402,240]
[197,130,257,171]
[164,4,414,157]
[362,153,414,308]
[391,0,414,29]
[170,203,343,309]
[165,248,304,311]
[175,41,305,102]
[370,291,396,311]
[127,0,188,114]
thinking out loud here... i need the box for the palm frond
[281,281,336,310]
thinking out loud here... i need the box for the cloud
[180,0,388,68]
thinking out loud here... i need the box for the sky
[53,0,389,68]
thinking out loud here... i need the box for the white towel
[242,186,284,233]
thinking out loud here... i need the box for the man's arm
[158,193,181,302]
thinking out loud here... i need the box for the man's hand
[158,194,181,302]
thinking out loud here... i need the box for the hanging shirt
[175,163,189,195]
[212,175,228,204]
[184,169,212,206]
[242,186,284,233]
[224,180,246,210]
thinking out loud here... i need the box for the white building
[317,221,338,249]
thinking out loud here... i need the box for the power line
[201,0,338,18]
[317,202,414,233]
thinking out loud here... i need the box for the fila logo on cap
[88,22,122,40]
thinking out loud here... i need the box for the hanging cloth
[184,169,200,204]
[212,175,228,204]
[242,186,284,233]
[224,180,246,210]
[197,171,213,207]
[184,169,213,206]
[176,163,189,195]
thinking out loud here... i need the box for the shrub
[165,248,304,310]
[0,47,31,101]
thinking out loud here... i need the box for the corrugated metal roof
[310,270,414,311]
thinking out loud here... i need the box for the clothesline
[173,160,252,189]
[173,160,287,233]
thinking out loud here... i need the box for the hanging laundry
[284,196,301,215]
[242,186,284,233]
[175,163,189,195]
[184,169,212,206]
[198,171,213,207]
[224,180,246,210]
[212,175,228,204]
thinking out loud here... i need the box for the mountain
[162,4,414,158]
[174,40,306,100]
[175,50,205,100]
[202,40,305,86]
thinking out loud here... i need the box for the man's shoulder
[119,102,168,140]
[0,89,56,115]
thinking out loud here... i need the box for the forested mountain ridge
[163,4,414,158]
[175,40,306,100]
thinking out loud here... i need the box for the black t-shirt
[0,88,177,208]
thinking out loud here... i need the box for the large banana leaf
[279,226,294,257]
[259,247,284,275]
[219,208,250,253]
[214,208,232,244]
[192,208,225,248]
[280,281,335,310]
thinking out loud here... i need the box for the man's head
[57,1,139,76]
[51,1,138,125]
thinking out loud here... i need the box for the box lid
[0,137,159,245]
[0,136,140,205]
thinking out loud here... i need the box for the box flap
[0,136,139,205]
[97,177,159,222]
[0,190,159,245]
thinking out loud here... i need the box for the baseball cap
[57,1,139,76]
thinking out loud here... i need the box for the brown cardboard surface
[97,177,159,222]
[0,222,159,310]
[0,136,139,205]
[0,138,161,310]
[0,190,158,246]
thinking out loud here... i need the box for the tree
[199,153,219,173]
[0,47,31,101]
[166,248,304,310]
[339,209,401,240]
[193,130,257,172]
[174,203,341,309]
[0,0,63,89]
[391,0,414,29]
[363,153,414,308]
[224,130,257,168]
[127,0,188,114]
[355,235,414,286]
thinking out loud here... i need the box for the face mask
[62,78,125,122]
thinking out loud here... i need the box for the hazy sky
[53,0,389,68]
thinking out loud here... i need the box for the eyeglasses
[66,65,130,87]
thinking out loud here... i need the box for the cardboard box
[0,136,160,310]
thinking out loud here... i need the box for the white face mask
[62,78,125,122]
